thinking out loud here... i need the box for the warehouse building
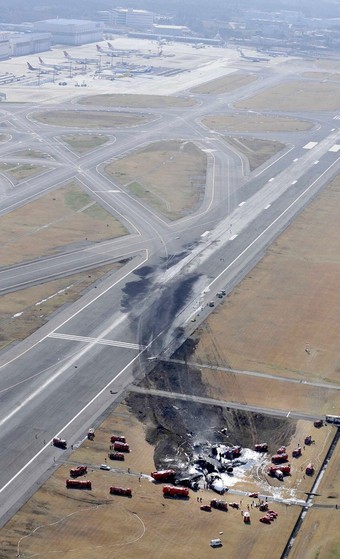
[9,33,52,56]
[0,33,10,60]
[33,19,104,45]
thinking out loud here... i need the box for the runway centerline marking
[48,332,145,351]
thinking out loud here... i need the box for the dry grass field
[0,162,45,181]
[202,113,312,133]
[78,94,197,108]
[190,73,257,95]
[0,182,127,266]
[235,80,340,112]
[223,137,285,171]
[32,110,154,129]
[290,437,340,559]
[60,134,109,154]
[194,174,340,391]
[0,263,122,351]
[105,140,207,220]
[196,367,338,417]
[11,149,54,159]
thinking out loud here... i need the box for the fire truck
[210,499,228,511]
[151,470,176,482]
[254,443,268,452]
[110,435,126,443]
[271,453,288,464]
[70,466,87,477]
[113,441,130,452]
[108,452,125,461]
[66,479,91,489]
[163,485,189,498]
[109,486,132,497]
[53,437,67,449]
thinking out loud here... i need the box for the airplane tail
[27,62,34,70]
[63,51,70,59]
[96,45,102,52]
[38,57,43,64]
[238,49,245,58]
[107,42,113,49]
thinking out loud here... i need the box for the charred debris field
[127,354,296,474]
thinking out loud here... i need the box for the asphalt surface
[0,58,340,526]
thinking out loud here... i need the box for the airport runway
[0,64,340,526]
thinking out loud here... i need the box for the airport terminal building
[98,8,154,30]
[33,19,104,45]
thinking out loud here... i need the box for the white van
[210,539,222,548]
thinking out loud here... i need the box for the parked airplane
[63,51,98,64]
[27,62,54,74]
[38,57,66,70]
[193,43,205,49]
[238,49,270,62]
[107,42,140,55]
[257,49,288,57]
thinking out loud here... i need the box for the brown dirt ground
[202,113,313,133]
[60,134,109,154]
[105,140,207,220]
[0,263,123,352]
[194,174,340,389]
[235,80,340,112]
[190,73,257,95]
[32,110,154,128]
[1,403,309,559]
[0,181,127,266]
[223,137,285,171]
[78,94,197,108]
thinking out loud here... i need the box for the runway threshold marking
[303,142,318,149]
[48,332,145,351]
[329,144,340,152]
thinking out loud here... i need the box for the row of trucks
[65,480,132,496]
[271,444,303,465]
[109,434,130,461]
[268,465,291,481]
